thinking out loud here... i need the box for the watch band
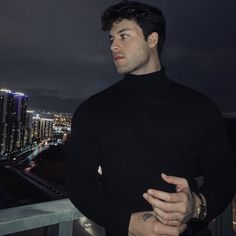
[194,192,207,220]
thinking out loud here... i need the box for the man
[66,1,235,235]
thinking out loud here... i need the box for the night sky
[0,0,236,113]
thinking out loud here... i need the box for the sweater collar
[120,67,172,96]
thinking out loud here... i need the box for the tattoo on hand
[142,213,154,222]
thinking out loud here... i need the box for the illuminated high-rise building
[0,89,14,155]
[0,89,28,156]
[25,110,34,144]
[14,92,28,148]
[32,115,53,141]
[41,118,53,138]
[32,115,40,141]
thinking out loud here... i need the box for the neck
[151,48,161,71]
[130,49,161,75]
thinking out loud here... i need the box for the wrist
[128,213,136,235]
[192,192,201,218]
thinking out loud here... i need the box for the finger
[155,214,181,226]
[153,207,182,225]
[146,189,185,203]
[179,224,187,234]
[161,173,189,189]
[143,193,184,213]
[153,221,180,236]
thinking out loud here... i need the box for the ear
[147,32,158,48]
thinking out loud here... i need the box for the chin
[117,67,131,75]
[117,69,126,75]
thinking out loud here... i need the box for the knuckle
[175,221,181,226]
[175,214,181,220]
[153,224,160,234]
[145,194,150,201]
[153,208,158,214]
[160,217,167,224]
[179,216,185,223]
[167,193,172,201]
[179,207,185,214]
[182,178,188,186]
[174,228,181,236]
[180,214,184,221]
[162,214,169,221]
[183,204,188,213]
[163,220,168,225]
[181,194,188,203]
[181,191,187,198]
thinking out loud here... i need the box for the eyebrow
[109,28,132,38]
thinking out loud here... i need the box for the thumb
[179,224,187,234]
[161,173,189,190]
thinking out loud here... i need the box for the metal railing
[214,202,234,236]
[0,199,234,236]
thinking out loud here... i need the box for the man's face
[109,19,154,75]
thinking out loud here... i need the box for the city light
[0,88,12,93]
[14,92,26,96]
[0,87,72,160]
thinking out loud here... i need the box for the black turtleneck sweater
[66,70,235,236]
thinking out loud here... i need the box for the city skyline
[0,0,236,113]
[0,87,71,159]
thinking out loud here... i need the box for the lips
[113,54,125,61]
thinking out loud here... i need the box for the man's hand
[143,173,194,226]
[128,211,186,236]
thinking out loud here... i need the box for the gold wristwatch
[193,192,207,220]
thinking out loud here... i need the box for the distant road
[17,144,50,165]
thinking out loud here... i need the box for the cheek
[127,44,143,57]
[134,47,149,60]
[125,40,149,61]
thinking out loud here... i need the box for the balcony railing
[0,199,85,236]
[0,198,233,236]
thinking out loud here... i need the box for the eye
[109,37,114,44]
[120,34,129,40]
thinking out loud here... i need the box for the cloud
[27,93,83,113]
[76,53,110,65]
[164,46,236,73]
[25,88,59,97]
[0,0,235,112]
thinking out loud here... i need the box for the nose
[110,39,119,52]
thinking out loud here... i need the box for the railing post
[58,221,73,236]
[214,202,234,236]
[46,224,58,236]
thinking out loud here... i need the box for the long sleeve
[197,102,236,223]
[65,100,132,236]
[66,71,236,236]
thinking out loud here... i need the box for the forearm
[197,151,235,222]
[66,173,131,235]
[129,211,186,236]
[67,102,131,236]
[197,172,235,223]
[197,103,236,222]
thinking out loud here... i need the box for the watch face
[199,205,207,220]
[193,192,207,220]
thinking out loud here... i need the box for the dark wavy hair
[101,0,166,55]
